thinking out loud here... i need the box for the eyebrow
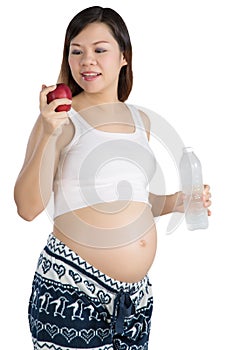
[70,41,110,47]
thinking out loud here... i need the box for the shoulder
[138,109,151,141]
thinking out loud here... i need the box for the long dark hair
[58,6,133,102]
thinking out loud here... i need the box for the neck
[76,91,120,110]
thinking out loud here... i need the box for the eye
[71,49,82,55]
[95,48,107,53]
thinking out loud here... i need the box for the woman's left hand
[174,184,212,215]
[203,184,212,216]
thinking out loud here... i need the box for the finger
[203,185,211,200]
[47,98,72,111]
[207,209,211,216]
[44,112,70,120]
[40,84,57,104]
[40,84,57,95]
[204,199,212,208]
[204,184,210,191]
[203,193,211,201]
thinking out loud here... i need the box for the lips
[81,71,101,81]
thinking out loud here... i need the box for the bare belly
[53,201,157,283]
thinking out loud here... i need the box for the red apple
[47,83,72,112]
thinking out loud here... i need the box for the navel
[139,239,146,247]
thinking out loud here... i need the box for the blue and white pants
[28,233,154,349]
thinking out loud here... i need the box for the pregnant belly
[53,201,157,283]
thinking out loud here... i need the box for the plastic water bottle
[179,147,208,231]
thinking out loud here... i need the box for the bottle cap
[183,146,193,153]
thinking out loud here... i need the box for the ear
[121,53,128,67]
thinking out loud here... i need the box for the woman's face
[68,22,127,99]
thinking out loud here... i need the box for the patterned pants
[28,233,154,349]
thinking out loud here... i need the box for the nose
[80,51,97,66]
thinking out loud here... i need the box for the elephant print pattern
[28,233,154,349]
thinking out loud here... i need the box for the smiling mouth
[81,72,101,78]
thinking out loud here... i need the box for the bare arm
[149,192,184,217]
[14,85,72,221]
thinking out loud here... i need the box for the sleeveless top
[53,104,156,218]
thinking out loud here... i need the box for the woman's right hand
[39,84,72,136]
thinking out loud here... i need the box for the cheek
[68,58,82,84]
[68,56,74,69]
[102,55,123,71]
[68,56,79,73]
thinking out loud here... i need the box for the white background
[1,0,232,349]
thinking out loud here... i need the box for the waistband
[46,233,150,295]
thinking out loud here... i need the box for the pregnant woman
[14,6,211,350]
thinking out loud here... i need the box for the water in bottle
[179,147,208,230]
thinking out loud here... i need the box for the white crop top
[53,104,156,218]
